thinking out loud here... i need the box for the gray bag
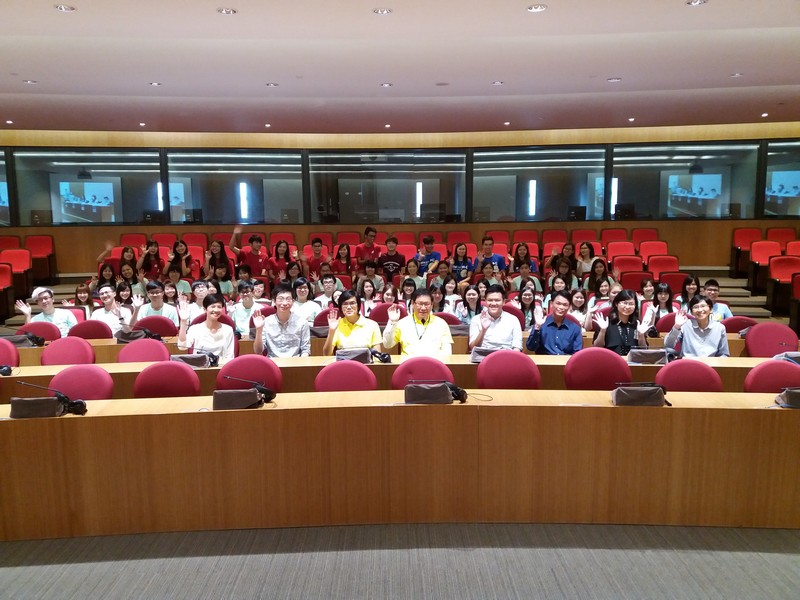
[626,348,668,365]
[171,353,218,368]
[9,396,64,419]
[212,389,264,410]
[335,348,372,364]
[404,383,454,404]
[774,387,800,408]
[469,346,496,364]
[611,384,669,407]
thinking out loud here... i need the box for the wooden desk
[0,355,771,403]
[1,390,797,541]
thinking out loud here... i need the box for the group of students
[16,227,733,367]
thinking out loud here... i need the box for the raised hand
[636,318,651,336]
[177,297,191,322]
[131,294,145,309]
[327,308,340,331]
[137,269,146,282]
[167,251,175,261]
[104,240,114,252]
[233,225,243,236]
[252,313,265,329]
[479,308,493,331]
[205,250,212,260]
[278,270,286,281]
[387,304,401,323]
[592,312,609,331]
[674,310,688,328]
[14,299,31,317]
[61,299,72,307]
[533,305,545,327]
[139,244,147,255]
[291,248,298,260]
[115,275,123,284]
[309,272,320,283]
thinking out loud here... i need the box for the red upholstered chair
[25,234,56,283]
[570,229,597,245]
[373,231,388,245]
[512,230,539,245]
[211,232,233,246]
[216,354,283,392]
[436,311,462,325]
[613,255,644,274]
[720,316,758,334]
[501,303,526,330]
[63,306,87,322]
[747,240,782,293]
[766,227,796,251]
[248,305,278,328]
[369,302,407,326]
[120,233,147,248]
[765,255,800,313]
[313,308,336,327]
[314,361,378,392]
[18,321,61,342]
[620,271,653,291]
[0,262,13,319]
[600,228,627,252]
[117,338,171,363]
[606,241,636,264]
[419,231,445,244]
[0,248,33,298]
[135,315,179,337]
[631,228,659,251]
[745,322,799,357]
[785,240,800,257]
[391,356,455,389]
[563,347,632,390]
[541,229,568,246]
[41,336,95,366]
[542,242,564,260]
[336,231,361,246]
[392,231,417,245]
[152,233,177,248]
[648,256,680,280]
[182,232,208,250]
[658,271,689,294]
[744,360,800,393]
[269,232,297,248]
[308,232,334,251]
[68,320,114,339]
[0,338,20,367]
[476,350,541,389]
[133,361,201,398]
[49,364,114,400]
[655,311,678,333]
[654,360,723,393]
[730,227,762,277]
[485,230,510,244]
[638,241,669,265]
[0,235,20,250]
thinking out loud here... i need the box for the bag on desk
[1,333,43,348]
[626,348,668,365]
[774,387,800,408]
[469,346,497,363]
[404,383,454,404]
[772,352,800,364]
[212,389,264,410]
[171,352,218,369]
[335,348,372,364]
[9,396,64,419]
[611,383,669,407]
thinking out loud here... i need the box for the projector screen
[49,176,123,224]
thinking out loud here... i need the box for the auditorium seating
[0,248,33,298]
[315,360,378,392]
[765,227,796,251]
[50,364,114,400]
[730,227,762,278]
[391,356,455,389]
[476,350,541,389]
[117,338,172,363]
[765,255,800,313]
[743,360,800,393]
[133,361,201,398]
[631,228,659,250]
[216,354,283,392]
[41,336,95,366]
[746,240,782,293]
[69,320,114,340]
[25,235,56,284]
[654,360,723,392]
[744,322,799,357]
[563,347,631,390]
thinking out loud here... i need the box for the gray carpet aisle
[1,524,799,600]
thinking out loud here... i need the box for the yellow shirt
[332,316,382,350]
[383,313,453,357]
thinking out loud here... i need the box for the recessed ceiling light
[54,4,76,12]
[373,8,392,15]
[265,82,279,87]
[384,124,391,128]
[149,82,162,87]
[628,118,635,122]
[264,123,271,128]
[492,81,504,86]
[607,77,622,83]
[139,122,146,127]
[5,120,13,125]
[761,113,769,118]
[685,0,707,6]
[435,82,449,87]
[23,80,38,85]
[217,7,237,15]
[380,83,393,88]
[527,4,548,12]
[504,121,511,126]
[729,72,743,78]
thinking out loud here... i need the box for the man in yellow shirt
[382,288,453,357]
[322,290,382,355]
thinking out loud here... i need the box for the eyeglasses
[147,290,163,296]
[414,302,432,308]
[341,300,358,308]
[617,301,636,307]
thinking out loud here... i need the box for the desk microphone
[16,381,88,415]
[193,348,220,367]
[222,375,276,402]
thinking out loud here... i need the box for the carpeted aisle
[1,524,799,599]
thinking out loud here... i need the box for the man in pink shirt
[355,226,381,272]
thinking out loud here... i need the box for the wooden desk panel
[1,391,797,541]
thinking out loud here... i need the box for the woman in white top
[568,288,588,331]
[575,241,595,278]
[291,278,322,324]
[442,276,461,314]
[177,293,235,363]
[357,278,380,318]
[512,287,537,330]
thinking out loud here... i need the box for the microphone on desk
[193,349,220,367]
[16,381,88,415]
[222,375,276,402]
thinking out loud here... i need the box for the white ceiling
[1,0,799,134]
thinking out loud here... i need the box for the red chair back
[118,338,171,363]
[766,227,796,251]
[211,232,233,246]
[0,248,32,272]
[720,316,757,333]
[732,228,761,250]
[654,360,723,392]
[793,273,800,299]
[419,231,444,244]
[314,361,378,392]
[501,303,526,330]
[631,228,659,250]
[41,337,96,366]
[216,354,283,392]
[392,232,417,245]
[447,231,473,246]
[152,233,177,248]
[649,256,681,279]
[541,229,568,246]
[336,231,361,246]
[654,311,677,333]
[135,315,179,336]
[120,233,147,248]
[563,347,632,390]
[485,230,510,244]
[613,255,644,274]
[308,232,334,250]
[749,240,781,265]
[63,306,87,322]
[24,235,54,258]
[0,235,21,250]
[744,361,800,393]
[768,256,800,283]
[314,308,335,327]
[785,241,800,257]
[600,228,627,250]
[606,241,636,263]
[0,338,20,367]
[50,365,114,400]
[745,322,799,357]
[391,356,455,389]
[182,232,208,250]
[133,362,201,398]
[476,350,541,389]
[436,312,462,325]
[369,302,407,325]
[570,229,597,245]
[269,232,297,248]
[68,320,114,339]
[512,230,539,245]
[0,263,12,289]
[639,241,669,264]
[620,271,653,291]
[19,321,62,342]
[658,271,689,292]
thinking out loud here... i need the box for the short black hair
[311,237,323,246]
[248,234,262,244]
[237,281,254,294]
[237,264,252,275]
[337,289,360,311]
[411,287,432,302]
[688,294,714,310]
[271,283,293,300]
[364,260,377,269]
[203,293,225,308]
[321,274,336,284]
[485,284,506,299]
[97,282,116,294]
[552,290,572,303]
[422,235,434,245]
[385,236,398,245]
[145,280,165,292]
[704,278,720,288]
[364,226,377,236]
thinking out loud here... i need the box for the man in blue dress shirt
[526,291,583,355]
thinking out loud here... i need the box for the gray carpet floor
[1,524,799,599]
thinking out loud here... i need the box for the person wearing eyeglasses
[322,290,382,356]
[130,280,179,327]
[592,289,651,356]
[15,286,78,337]
[252,284,311,358]
[664,294,730,358]
[383,288,453,357]
[468,284,522,351]
[90,282,133,335]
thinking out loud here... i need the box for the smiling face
[444,279,456,295]
[210,240,223,255]
[277,242,289,256]
[362,281,374,298]
[465,289,479,306]
[691,299,711,323]
[685,281,698,296]
[406,261,419,275]
[521,289,535,306]
[120,264,134,280]
[205,301,223,321]
[430,287,443,305]
[579,243,590,258]
[553,279,566,292]
[552,295,570,318]
[413,294,432,321]
[101,265,114,280]
[175,242,187,255]
[571,291,585,308]
[382,287,396,303]
[340,295,359,322]
[484,291,504,318]
[598,280,610,296]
